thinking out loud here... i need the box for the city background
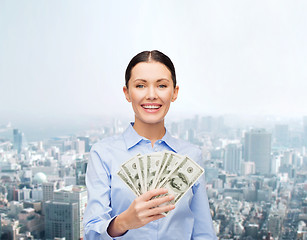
[1,1,307,240]
[0,115,307,239]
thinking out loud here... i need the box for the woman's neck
[133,119,165,147]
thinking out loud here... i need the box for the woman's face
[123,61,179,126]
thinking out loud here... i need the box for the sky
[1,0,307,127]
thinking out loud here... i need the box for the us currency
[145,152,163,191]
[155,151,185,189]
[137,155,147,193]
[117,168,140,196]
[121,155,142,195]
[158,156,204,215]
[151,151,170,188]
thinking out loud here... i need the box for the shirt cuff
[102,216,128,240]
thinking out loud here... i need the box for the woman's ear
[123,86,131,102]
[171,85,179,102]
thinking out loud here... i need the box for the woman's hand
[107,188,175,237]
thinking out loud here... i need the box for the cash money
[118,168,140,196]
[145,152,163,191]
[159,156,204,211]
[118,151,204,214]
[121,155,142,195]
[155,151,184,189]
[137,155,146,193]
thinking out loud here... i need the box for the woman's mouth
[141,104,162,112]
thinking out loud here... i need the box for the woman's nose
[146,86,157,100]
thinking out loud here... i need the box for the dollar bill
[158,156,204,215]
[117,168,140,196]
[145,152,163,191]
[121,155,142,195]
[155,151,185,189]
[137,155,146,193]
[151,151,170,188]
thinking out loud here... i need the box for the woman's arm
[190,178,217,240]
[83,149,115,239]
[190,151,217,240]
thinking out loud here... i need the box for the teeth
[143,105,160,109]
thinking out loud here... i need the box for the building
[274,124,289,147]
[0,217,20,240]
[205,166,219,183]
[73,139,85,154]
[241,161,256,176]
[224,143,242,174]
[77,136,90,152]
[42,182,57,202]
[18,208,44,237]
[44,201,79,240]
[268,213,282,238]
[53,185,87,239]
[244,129,272,175]
[75,158,87,186]
[13,129,24,153]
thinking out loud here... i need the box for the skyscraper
[42,182,57,202]
[78,136,90,152]
[224,143,242,174]
[244,129,272,175]
[76,159,87,186]
[53,185,87,239]
[45,201,78,240]
[274,124,289,147]
[13,129,24,153]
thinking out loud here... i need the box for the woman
[83,50,217,239]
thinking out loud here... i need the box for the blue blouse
[83,123,217,240]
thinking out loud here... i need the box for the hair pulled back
[125,50,176,88]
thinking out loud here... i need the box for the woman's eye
[136,85,145,88]
[158,84,167,88]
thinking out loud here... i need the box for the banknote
[117,168,140,196]
[137,155,146,193]
[155,151,185,189]
[145,152,163,191]
[151,151,170,189]
[121,155,142,195]
[158,155,204,215]
[117,151,204,212]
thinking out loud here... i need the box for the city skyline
[1,113,306,238]
[1,1,307,122]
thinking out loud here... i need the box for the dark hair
[125,50,176,88]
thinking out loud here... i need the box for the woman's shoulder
[90,133,126,153]
[170,136,202,160]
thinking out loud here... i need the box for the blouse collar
[122,122,178,153]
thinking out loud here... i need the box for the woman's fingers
[147,203,175,216]
[145,194,174,209]
[122,188,175,230]
[146,214,166,223]
[140,188,169,201]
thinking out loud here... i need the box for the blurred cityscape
[0,115,307,240]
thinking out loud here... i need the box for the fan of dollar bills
[117,151,204,213]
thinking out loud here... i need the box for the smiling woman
[83,50,217,240]
[123,60,179,143]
